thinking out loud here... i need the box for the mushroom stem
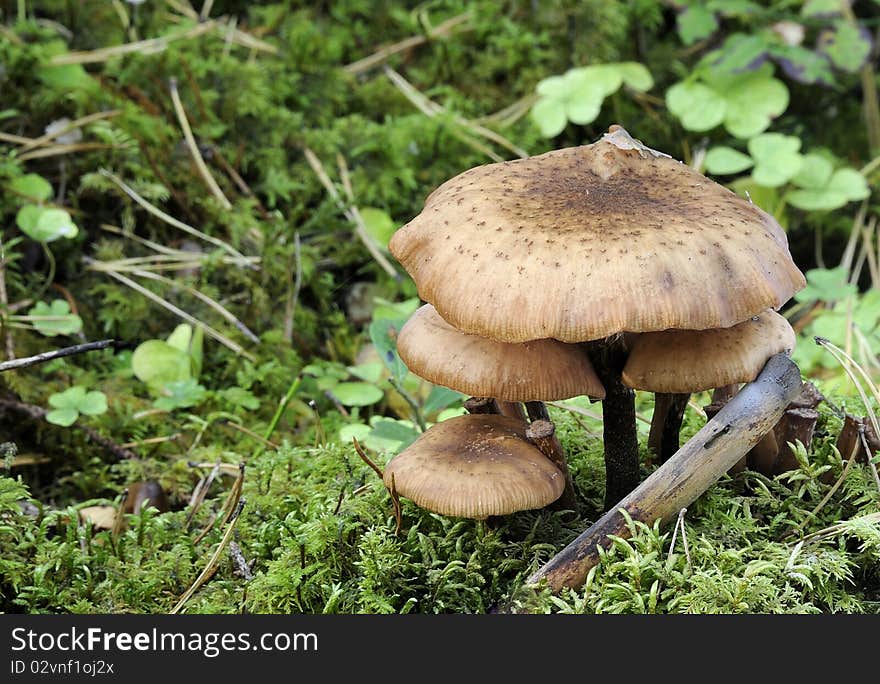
[647,392,690,463]
[525,353,803,593]
[525,401,550,422]
[585,337,640,510]
[497,401,527,421]
[526,419,577,511]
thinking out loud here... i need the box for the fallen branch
[526,353,803,593]
[0,339,116,372]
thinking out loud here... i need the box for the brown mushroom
[383,414,565,519]
[389,125,805,509]
[397,304,605,402]
[622,310,796,462]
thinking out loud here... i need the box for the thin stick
[344,12,471,76]
[19,110,121,151]
[0,339,115,372]
[283,232,302,344]
[169,78,232,209]
[129,267,260,344]
[18,143,118,161]
[87,262,254,359]
[171,499,246,614]
[352,437,384,481]
[0,239,15,361]
[302,147,399,279]
[99,170,250,262]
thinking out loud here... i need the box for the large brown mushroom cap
[621,309,796,393]
[397,304,605,401]
[383,414,564,519]
[389,126,806,343]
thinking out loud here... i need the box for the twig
[283,232,302,344]
[228,540,253,580]
[666,507,691,569]
[186,459,222,528]
[352,437,384,480]
[19,110,121,151]
[302,147,400,279]
[0,239,15,361]
[85,260,255,360]
[171,499,246,614]
[344,11,471,76]
[169,77,232,209]
[0,339,115,372]
[99,170,250,262]
[18,143,118,161]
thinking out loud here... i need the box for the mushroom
[396,303,605,508]
[621,309,796,461]
[397,304,605,403]
[389,125,805,509]
[383,414,565,519]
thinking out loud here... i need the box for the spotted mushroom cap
[621,309,796,394]
[389,125,806,344]
[397,304,605,401]
[383,414,564,519]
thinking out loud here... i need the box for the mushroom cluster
[385,124,805,516]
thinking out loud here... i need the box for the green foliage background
[1,0,879,614]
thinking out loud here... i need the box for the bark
[464,397,500,415]
[526,353,803,593]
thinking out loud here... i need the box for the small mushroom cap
[383,414,564,519]
[621,309,796,393]
[389,126,805,343]
[397,304,605,401]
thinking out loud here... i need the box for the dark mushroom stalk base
[583,336,640,511]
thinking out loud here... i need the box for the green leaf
[614,62,654,91]
[46,408,78,427]
[37,62,91,90]
[665,81,726,132]
[217,386,260,410]
[747,133,803,187]
[348,361,385,384]
[826,169,870,201]
[19,208,78,242]
[153,379,207,411]
[77,391,108,416]
[770,45,835,86]
[704,147,754,175]
[364,418,420,453]
[791,154,834,189]
[338,422,372,445]
[801,0,843,17]
[360,208,396,250]
[818,21,872,72]
[371,297,420,321]
[677,5,719,46]
[531,98,568,138]
[571,65,624,97]
[795,267,856,303]
[710,33,768,73]
[422,385,464,415]
[369,317,409,384]
[15,205,42,234]
[10,174,52,201]
[721,69,788,138]
[787,188,847,211]
[28,300,82,337]
[331,382,384,407]
[49,386,87,410]
[165,324,192,352]
[132,340,192,393]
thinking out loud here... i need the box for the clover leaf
[359,207,396,250]
[532,63,653,137]
[787,155,870,211]
[747,133,803,187]
[28,300,83,337]
[10,174,52,201]
[666,64,788,139]
[153,379,207,411]
[677,5,719,46]
[704,146,754,175]
[46,386,108,427]
[795,267,857,304]
[16,206,79,242]
[818,21,872,73]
